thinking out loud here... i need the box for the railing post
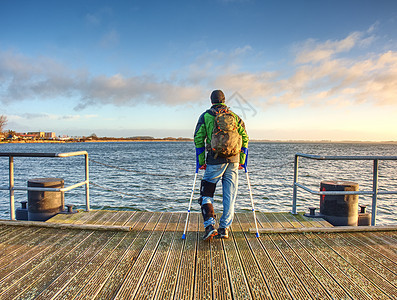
[85,153,90,211]
[292,154,299,215]
[9,156,15,220]
[371,159,379,226]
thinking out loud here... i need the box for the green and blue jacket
[194,103,249,165]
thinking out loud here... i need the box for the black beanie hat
[210,90,225,104]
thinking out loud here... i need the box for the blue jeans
[201,163,239,229]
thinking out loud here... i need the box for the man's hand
[199,164,207,170]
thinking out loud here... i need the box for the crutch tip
[182,234,186,240]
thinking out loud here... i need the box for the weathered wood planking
[0,211,396,300]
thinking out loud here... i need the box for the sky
[1,0,397,141]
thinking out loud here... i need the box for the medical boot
[201,203,217,240]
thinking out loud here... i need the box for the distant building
[16,133,36,140]
[16,131,57,139]
[45,132,56,139]
[28,132,45,138]
[21,131,56,140]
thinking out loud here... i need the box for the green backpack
[211,108,242,159]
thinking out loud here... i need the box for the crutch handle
[196,147,205,172]
[241,147,248,173]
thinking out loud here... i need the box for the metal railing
[292,153,397,225]
[0,151,90,220]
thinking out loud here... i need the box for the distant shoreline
[2,139,397,144]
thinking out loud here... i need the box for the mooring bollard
[15,201,28,221]
[358,204,371,226]
[320,180,359,226]
[28,178,65,221]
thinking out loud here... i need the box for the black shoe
[203,225,217,241]
[216,227,229,239]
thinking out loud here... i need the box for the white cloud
[208,26,397,110]
[294,32,362,64]
[0,50,205,110]
[1,27,396,113]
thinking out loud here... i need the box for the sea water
[1,142,397,225]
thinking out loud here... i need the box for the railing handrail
[295,153,397,160]
[0,151,90,220]
[292,153,397,226]
[0,151,88,158]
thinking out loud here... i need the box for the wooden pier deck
[0,210,396,299]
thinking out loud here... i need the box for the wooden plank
[0,229,96,299]
[0,226,40,249]
[321,233,397,292]
[0,226,14,238]
[237,213,292,300]
[259,234,311,299]
[92,212,162,299]
[211,234,232,300]
[232,214,272,299]
[253,225,397,234]
[0,227,43,261]
[83,210,111,224]
[18,230,113,300]
[35,231,127,300]
[264,213,283,228]
[33,231,117,300]
[295,233,377,299]
[356,232,397,257]
[71,212,149,300]
[344,232,397,274]
[256,212,275,229]
[85,210,114,225]
[271,213,294,228]
[124,211,146,228]
[93,210,121,225]
[221,226,251,300]
[282,212,304,228]
[0,228,67,272]
[0,230,81,295]
[114,213,171,299]
[130,211,159,231]
[60,210,95,224]
[297,212,332,228]
[45,212,77,223]
[281,233,352,299]
[317,218,333,227]
[45,210,86,223]
[1,211,396,300]
[306,233,390,299]
[295,213,323,228]
[134,213,180,300]
[101,211,123,225]
[112,211,136,226]
[174,213,199,300]
[154,213,187,300]
[256,212,273,228]
[372,231,397,250]
[269,233,333,299]
[194,214,212,300]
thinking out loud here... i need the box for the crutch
[182,147,204,240]
[241,147,260,237]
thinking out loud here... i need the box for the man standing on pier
[194,90,249,240]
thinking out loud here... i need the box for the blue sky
[1,0,397,140]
